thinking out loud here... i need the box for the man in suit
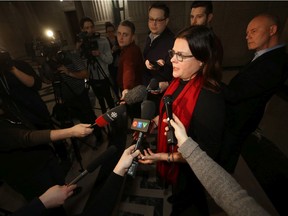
[218,13,288,173]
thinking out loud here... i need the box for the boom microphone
[127,100,156,177]
[90,104,126,128]
[68,145,117,185]
[163,95,177,145]
[123,85,147,105]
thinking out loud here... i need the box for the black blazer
[10,172,124,216]
[224,46,288,136]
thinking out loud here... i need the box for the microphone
[123,85,147,105]
[146,78,160,93]
[127,100,156,177]
[90,104,126,128]
[68,145,117,185]
[163,95,177,145]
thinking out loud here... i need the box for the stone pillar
[124,1,150,49]
[81,1,114,33]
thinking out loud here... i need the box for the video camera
[39,46,74,83]
[76,31,100,59]
[46,50,73,71]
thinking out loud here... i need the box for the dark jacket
[190,88,226,159]
[224,46,288,136]
[0,117,64,201]
[143,27,175,85]
[10,172,124,216]
[2,60,50,129]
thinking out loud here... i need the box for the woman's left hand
[138,148,166,164]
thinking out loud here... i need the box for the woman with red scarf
[139,26,225,216]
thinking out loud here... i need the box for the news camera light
[45,29,54,39]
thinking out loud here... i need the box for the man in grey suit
[218,13,288,173]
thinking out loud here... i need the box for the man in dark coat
[218,13,288,173]
[143,2,175,114]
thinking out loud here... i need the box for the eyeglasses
[168,50,194,62]
[148,17,166,23]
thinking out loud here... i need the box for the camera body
[39,49,74,83]
[46,50,73,71]
[77,31,100,59]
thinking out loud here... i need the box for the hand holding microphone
[89,104,126,128]
[120,85,147,105]
[69,124,94,137]
[89,85,147,128]
[163,95,177,145]
[113,144,141,177]
[127,100,156,177]
[146,78,161,94]
[165,114,188,148]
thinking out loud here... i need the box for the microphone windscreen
[141,100,156,120]
[147,78,159,90]
[95,115,108,127]
[95,104,126,127]
[124,85,147,105]
[86,145,117,173]
[163,95,173,119]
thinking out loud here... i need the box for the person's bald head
[246,14,280,51]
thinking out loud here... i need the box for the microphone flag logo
[110,111,118,119]
[131,119,149,131]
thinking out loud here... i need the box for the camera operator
[0,50,68,161]
[48,50,103,147]
[0,51,51,129]
[76,17,115,114]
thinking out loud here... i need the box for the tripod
[51,74,88,171]
[87,56,120,106]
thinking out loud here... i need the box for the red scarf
[156,75,203,184]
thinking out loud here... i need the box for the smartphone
[150,61,160,70]
[147,89,161,93]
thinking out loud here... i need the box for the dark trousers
[90,79,115,114]
[217,127,251,173]
[65,90,102,141]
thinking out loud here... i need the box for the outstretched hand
[39,184,77,208]
[113,145,140,176]
[138,148,166,164]
[71,124,94,137]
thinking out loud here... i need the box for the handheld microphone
[146,78,161,92]
[68,145,117,185]
[163,95,177,145]
[123,85,147,105]
[90,104,126,128]
[127,100,156,178]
